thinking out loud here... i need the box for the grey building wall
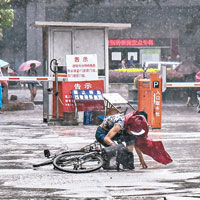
[43,0,200,64]
[1,0,200,73]
[26,2,46,75]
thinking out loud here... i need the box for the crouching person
[95,110,149,170]
[95,110,173,170]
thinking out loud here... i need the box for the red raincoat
[124,111,173,165]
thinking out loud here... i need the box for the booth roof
[32,21,131,30]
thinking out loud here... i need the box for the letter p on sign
[153,81,159,88]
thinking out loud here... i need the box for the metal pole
[161,65,167,92]
[142,62,147,79]
[54,61,59,119]
[50,59,59,120]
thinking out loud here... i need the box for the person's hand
[140,161,148,169]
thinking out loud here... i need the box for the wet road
[0,103,200,200]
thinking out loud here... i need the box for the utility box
[138,73,162,129]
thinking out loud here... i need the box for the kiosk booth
[32,21,131,123]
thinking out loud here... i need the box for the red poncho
[124,111,173,165]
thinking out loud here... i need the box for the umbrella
[195,71,200,82]
[0,59,9,68]
[166,69,184,81]
[0,60,9,86]
[175,61,199,75]
[18,60,41,72]
[0,59,16,75]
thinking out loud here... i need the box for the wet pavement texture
[0,88,200,199]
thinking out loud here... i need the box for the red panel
[53,80,104,118]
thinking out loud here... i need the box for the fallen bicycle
[33,141,134,173]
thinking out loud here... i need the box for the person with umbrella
[19,60,41,102]
[26,63,38,102]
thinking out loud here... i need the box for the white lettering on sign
[84,83,92,89]
[155,112,160,117]
[154,90,161,118]
[155,106,160,110]
[74,83,81,90]
[155,90,160,96]
[153,81,159,88]
[66,54,98,81]
[155,101,160,105]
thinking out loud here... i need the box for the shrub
[109,69,185,83]
[109,70,142,83]
[115,68,159,73]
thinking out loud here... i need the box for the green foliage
[0,0,14,38]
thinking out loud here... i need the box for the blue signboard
[71,90,104,102]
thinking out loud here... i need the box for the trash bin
[0,85,2,109]
[83,111,93,125]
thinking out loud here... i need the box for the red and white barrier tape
[0,76,68,82]
[0,77,200,87]
[166,82,200,88]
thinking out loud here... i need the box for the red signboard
[53,80,105,117]
[108,39,155,47]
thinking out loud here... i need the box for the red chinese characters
[108,39,155,47]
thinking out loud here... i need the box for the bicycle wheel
[33,159,53,167]
[53,152,103,173]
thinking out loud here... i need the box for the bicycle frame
[33,141,103,168]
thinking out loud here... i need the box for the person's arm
[134,145,147,169]
[104,124,121,146]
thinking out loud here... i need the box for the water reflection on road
[0,105,200,199]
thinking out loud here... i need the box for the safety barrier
[1,76,200,87]
[0,76,67,82]
[166,82,200,88]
